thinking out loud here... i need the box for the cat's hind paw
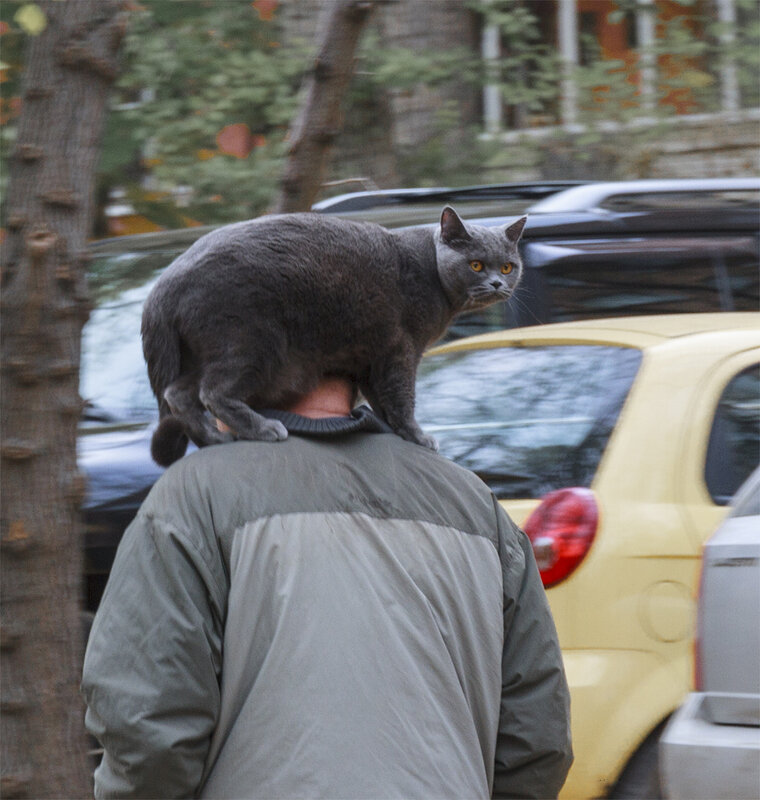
[256,418,288,442]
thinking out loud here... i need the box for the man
[82,376,572,799]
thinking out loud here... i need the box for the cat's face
[434,206,526,312]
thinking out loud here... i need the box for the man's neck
[286,377,354,419]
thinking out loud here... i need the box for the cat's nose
[491,280,502,289]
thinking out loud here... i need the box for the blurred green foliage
[1,0,757,230]
[0,2,26,205]
[104,0,306,226]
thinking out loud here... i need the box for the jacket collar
[260,405,392,438]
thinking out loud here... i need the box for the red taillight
[524,487,598,588]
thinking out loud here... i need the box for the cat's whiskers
[509,291,543,326]
[466,285,514,308]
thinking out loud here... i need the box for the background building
[294,0,760,192]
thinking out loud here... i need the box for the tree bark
[0,2,125,797]
[272,0,377,213]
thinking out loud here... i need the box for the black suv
[81,178,760,610]
[314,177,760,337]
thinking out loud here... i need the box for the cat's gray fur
[142,206,526,466]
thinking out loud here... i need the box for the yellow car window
[417,345,642,499]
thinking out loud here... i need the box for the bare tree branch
[273,0,378,213]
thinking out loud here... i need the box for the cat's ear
[440,206,471,244]
[504,215,528,243]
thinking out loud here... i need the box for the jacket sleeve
[492,498,573,800]
[81,508,227,799]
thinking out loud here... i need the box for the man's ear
[505,215,528,243]
[440,206,471,244]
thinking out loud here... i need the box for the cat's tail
[151,416,189,467]
[141,298,189,467]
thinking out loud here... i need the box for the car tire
[608,722,667,799]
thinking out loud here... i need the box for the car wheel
[608,722,667,799]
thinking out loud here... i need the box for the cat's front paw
[398,426,439,452]
[417,432,439,452]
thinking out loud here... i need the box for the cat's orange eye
[469,260,484,272]
[501,263,514,275]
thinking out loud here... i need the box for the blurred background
[1,0,758,234]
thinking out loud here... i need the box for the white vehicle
[660,466,760,800]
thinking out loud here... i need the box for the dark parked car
[80,178,760,610]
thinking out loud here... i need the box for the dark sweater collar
[260,405,392,438]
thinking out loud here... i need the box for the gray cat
[141,206,526,466]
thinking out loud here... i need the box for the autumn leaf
[14,3,47,36]
[681,69,715,89]
[0,97,23,126]
[252,0,278,22]
[216,123,255,159]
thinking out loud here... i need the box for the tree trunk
[272,0,377,213]
[0,2,125,797]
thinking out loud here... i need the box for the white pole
[636,0,657,114]
[716,0,740,112]
[482,22,504,133]
[558,0,579,126]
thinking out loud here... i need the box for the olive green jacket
[82,410,572,799]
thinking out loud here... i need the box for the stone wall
[373,0,479,149]
[479,111,760,184]
[646,114,760,178]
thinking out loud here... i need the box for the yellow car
[417,313,760,799]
